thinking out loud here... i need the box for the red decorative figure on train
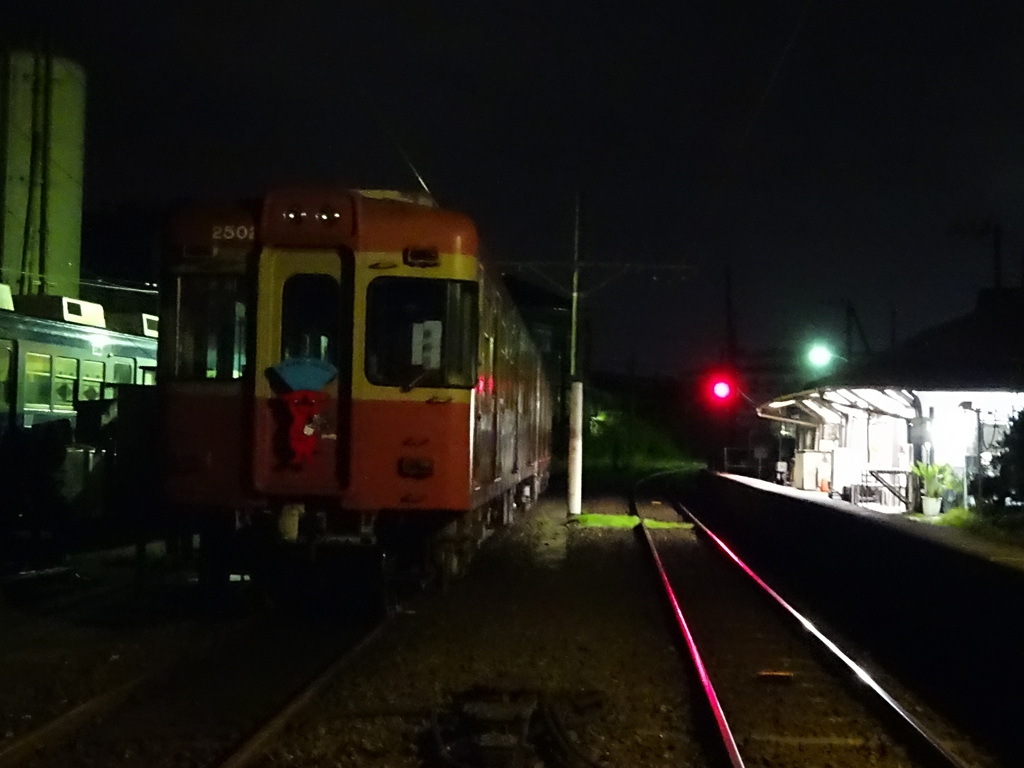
[280,389,328,465]
[271,357,337,467]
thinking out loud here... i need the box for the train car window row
[7,346,144,415]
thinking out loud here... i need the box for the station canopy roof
[759,287,1024,426]
[760,387,918,427]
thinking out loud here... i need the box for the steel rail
[0,675,145,768]
[636,520,746,768]
[0,611,260,768]
[676,502,975,768]
[213,619,390,768]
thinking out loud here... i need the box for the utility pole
[992,223,1002,290]
[498,198,688,516]
[568,193,583,516]
[948,220,1004,290]
[724,265,737,363]
[843,300,872,360]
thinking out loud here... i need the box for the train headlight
[315,209,341,224]
[398,457,434,478]
[403,248,440,267]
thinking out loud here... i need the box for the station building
[757,287,1024,512]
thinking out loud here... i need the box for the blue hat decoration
[272,357,338,392]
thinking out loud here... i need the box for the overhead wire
[2,265,159,295]
[702,0,815,222]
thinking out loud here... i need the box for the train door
[507,323,521,477]
[496,318,523,483]
[252,247,353,496]
[494,323,507,481]
[472,331,496,489]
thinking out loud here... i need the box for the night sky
[4,1,1023,376]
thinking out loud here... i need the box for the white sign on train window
[411,320,442,370]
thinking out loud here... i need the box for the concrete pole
[568,380,583,516]
[973,408,983,506]
[568,193,583,516]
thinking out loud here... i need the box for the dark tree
[995,412,1024,504]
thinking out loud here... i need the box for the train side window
[0,343,11,412]
[80,360,104,401]
[175,276,248,381]
[281,274,339,362]
[110,361,134,384]
[53,357,78,410]
[25,352,52,408]
[444,281,478,387]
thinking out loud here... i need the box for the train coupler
[275,505,380,547]
[277,503,305,542]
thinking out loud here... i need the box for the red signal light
[711,379,732,399]
[703,370,739,407]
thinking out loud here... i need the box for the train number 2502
[212,225,256,241]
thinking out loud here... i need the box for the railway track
[0,600,385,768]
[638,499,985,768]
[0,564,226,755]
[194,495,999,768]
[212,622,388,768]
[2,489,1003,767]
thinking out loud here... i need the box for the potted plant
[911,461,957,516]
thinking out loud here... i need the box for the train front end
[159,189,485,576]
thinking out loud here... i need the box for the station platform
[721,473,1024,572]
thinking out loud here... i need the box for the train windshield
[173,276,248,381]
[365,277,477,389]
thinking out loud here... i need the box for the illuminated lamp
[704,370,739,406]
[315,209,341,223]
[807,344,833,367]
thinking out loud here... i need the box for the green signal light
[807,344,835,368]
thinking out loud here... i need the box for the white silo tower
[0,49,86,299]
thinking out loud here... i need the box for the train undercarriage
[179,479,541,612]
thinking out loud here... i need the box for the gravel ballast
[253,494,700,768]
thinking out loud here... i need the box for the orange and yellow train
[159,187,552,583]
